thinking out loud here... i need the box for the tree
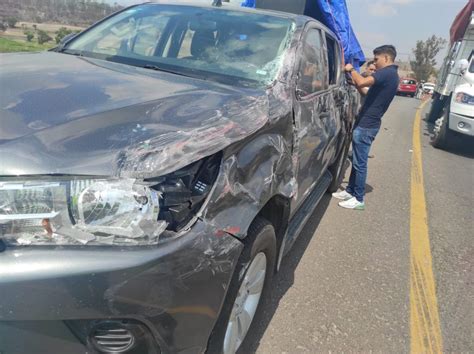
[6,17,18,28]
[0,23,6,32]
[55,27,73,44]
[24,30,34,42]
[410,35,447,82]
[37,30,52,45]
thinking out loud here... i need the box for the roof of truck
[450,0,474,44]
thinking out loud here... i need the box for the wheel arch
[255,194,291,271]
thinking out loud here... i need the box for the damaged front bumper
[0,220,243,354]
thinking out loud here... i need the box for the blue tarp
[240,0,256,8]
[315,0,365,70]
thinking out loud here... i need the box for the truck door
[292,26,332,210]
[320,31,345,171]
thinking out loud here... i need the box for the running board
[277,170,332,268]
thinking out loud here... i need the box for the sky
[104,0,469,66]
[346,0,467,66]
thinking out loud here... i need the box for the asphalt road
[243,96,473,353]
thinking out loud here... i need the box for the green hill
[0,0,123,27]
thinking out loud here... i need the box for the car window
[401,79,416,85]
[324,33,340,86]
[176,26,197,59]
[77,13,169,57]
[297,28,327,96]
[64,4,295,88]
[132,16,170,56]
[469,59,474,73]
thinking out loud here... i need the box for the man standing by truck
[333,45,399,210]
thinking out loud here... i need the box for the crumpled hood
[0,52,269,178]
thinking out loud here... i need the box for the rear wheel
[207,217,276,354]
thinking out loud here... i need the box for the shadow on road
[240,193,332,353]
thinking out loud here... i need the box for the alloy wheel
[223,252,267,354]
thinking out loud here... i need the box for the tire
[431,108,452,149]
[328,134,351,193]
[207,217,277,354]
[427,94,445,123]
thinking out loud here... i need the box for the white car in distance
[422,82,436,94]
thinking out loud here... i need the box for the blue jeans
[346,126,379,202]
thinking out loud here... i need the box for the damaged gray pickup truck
[0,2,358,354]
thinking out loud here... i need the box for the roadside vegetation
[0,0,121,53]
[410,35,447,82]
[0,37,53,52]
[0,0,122,27]
[0,21,83,53]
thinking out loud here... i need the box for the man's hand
[344,63,354,72]
[345,63,375,89]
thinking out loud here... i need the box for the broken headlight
[0,178,163,246]
[152,153,221,232]
[0,154,221,247]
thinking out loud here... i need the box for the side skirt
[276,170,332,270]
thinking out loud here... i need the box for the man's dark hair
[373,45,397,61]
[366,60,375,66]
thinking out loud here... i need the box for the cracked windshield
[66,4,294,86]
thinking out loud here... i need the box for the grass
[0,37,55,53]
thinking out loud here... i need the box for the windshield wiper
[57,48,84,56]
[142,64,192,78]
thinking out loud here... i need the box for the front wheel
[427,94,445,123]
[432,108,452,149]
[207,217,276,354]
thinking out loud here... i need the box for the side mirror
[458,59,469,72]
[296,88,306,100]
